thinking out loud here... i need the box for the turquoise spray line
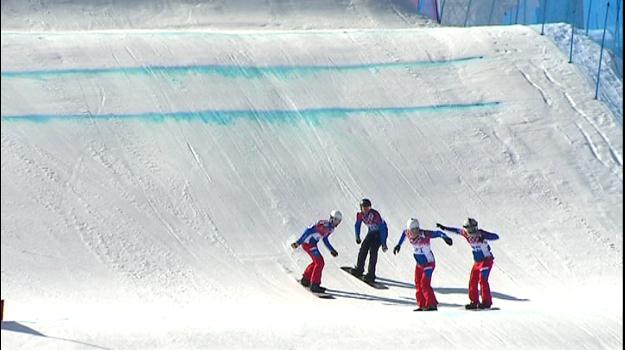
[1,56,485,79]
[1,102,502,125]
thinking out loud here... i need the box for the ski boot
[300,277,311,287]
[465,302,479,310]
[363,274,376,284]
[350,268,363,278]
[310,284,327,293]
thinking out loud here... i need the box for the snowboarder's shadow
[324,288,415,306]
[398,297,464,308]
[1,321,45,336]
[325,289,465,308]
[1,321,112,350]
[376,277,530,302]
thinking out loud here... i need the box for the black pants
[354,231,381,278]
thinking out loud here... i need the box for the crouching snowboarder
[291,210,342,293]
[437,218,499,309]
[393,218,453,311]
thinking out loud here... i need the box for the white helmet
[407,218,420,232]
[330,210,343,226]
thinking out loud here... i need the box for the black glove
[393,245,400,255]
[330,250,338,257]
[291,242,299,249]
[356,237,362,244]
[443,237,453,246]
[381,245,388,253]
[436,223,445,230]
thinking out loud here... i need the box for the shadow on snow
[1,321,113,350]
[324,288,414,306]
[375,277,530,302]
[324,288,465,308]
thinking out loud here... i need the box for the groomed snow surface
[1,1,623,349]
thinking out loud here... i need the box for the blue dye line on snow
[1,101,501,125]
[0,56,484,79]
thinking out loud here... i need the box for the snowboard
[296,279,334,299]
[413,308,438,312]
[465,306,500,311]
[340,266,388,289]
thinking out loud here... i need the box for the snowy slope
[0,0,433,30]
[1,1,623,349]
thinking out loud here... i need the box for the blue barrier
[410,0,622,121]
[412,0,621,69]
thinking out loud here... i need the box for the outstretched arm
[396,231,407,247]
[393,230,406,255]
[430,230,453,245]
[480,230,500,240]
[436,223,462,235]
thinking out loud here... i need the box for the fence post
[464,0,474,27]
[439,0,446,24]
[435,0,441,24]
[488,0,496,25]
[515,0,520,24]
[541,0,548,35]
[595,2,611,99]
[523,0,527,24]
[586,0,593,35]
[614,0,622,51]
[569,6,576,63]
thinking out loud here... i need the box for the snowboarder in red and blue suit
[291,210,342,293]
[352,198,388,283]
[393,218,453,311]
[437,218,499,309]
